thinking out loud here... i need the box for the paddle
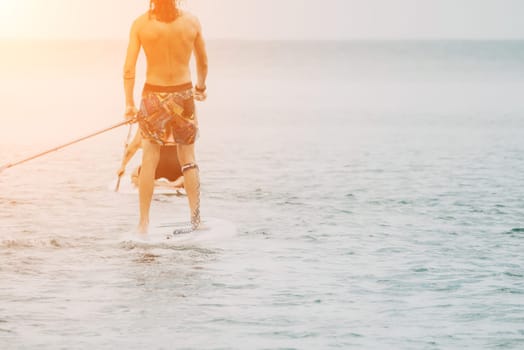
[0,120,131,174]
[115,123,134,192]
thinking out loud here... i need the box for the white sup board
[120,217,237,247]
[109,176,186,196]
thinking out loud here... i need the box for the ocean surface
[0,40,523,349]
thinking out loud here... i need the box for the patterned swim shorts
[137,83,197,145]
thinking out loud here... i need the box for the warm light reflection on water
[0,40,138,146]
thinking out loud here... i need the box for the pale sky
[0,0,524,40]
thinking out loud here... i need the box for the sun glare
[0,0,28,37]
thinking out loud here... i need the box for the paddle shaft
[0,120,131,173]
[115,123,134,192]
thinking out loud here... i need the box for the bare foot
[195,222,210,231]
[137,222,149,235]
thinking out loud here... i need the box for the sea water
[0,40,523,349]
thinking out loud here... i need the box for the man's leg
[131,167,140,188]
[177,143,200,229]
[138,139,161,233]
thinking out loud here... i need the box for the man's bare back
[134,12,199,85]
[124,10,208,106]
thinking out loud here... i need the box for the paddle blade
[115,176,122,192]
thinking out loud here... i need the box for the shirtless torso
[124,10,208,100]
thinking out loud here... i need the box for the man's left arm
[193,17,208,101]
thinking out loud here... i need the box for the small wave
[0,238,69,249]
[504,271,524,278]
[250,229,271,237]
[0,198,26,206]
[118,240,218,259]
[118,239,189,251]
[497,287,524,295]
[134,252,161,264]
[503,228,524,237]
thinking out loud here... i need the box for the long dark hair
[149,0,180,23]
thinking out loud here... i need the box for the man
[123,0,208,234]
[117,131,184,190]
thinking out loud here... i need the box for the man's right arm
[193,18,208,96]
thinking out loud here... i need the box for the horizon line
[1,36,524,42]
